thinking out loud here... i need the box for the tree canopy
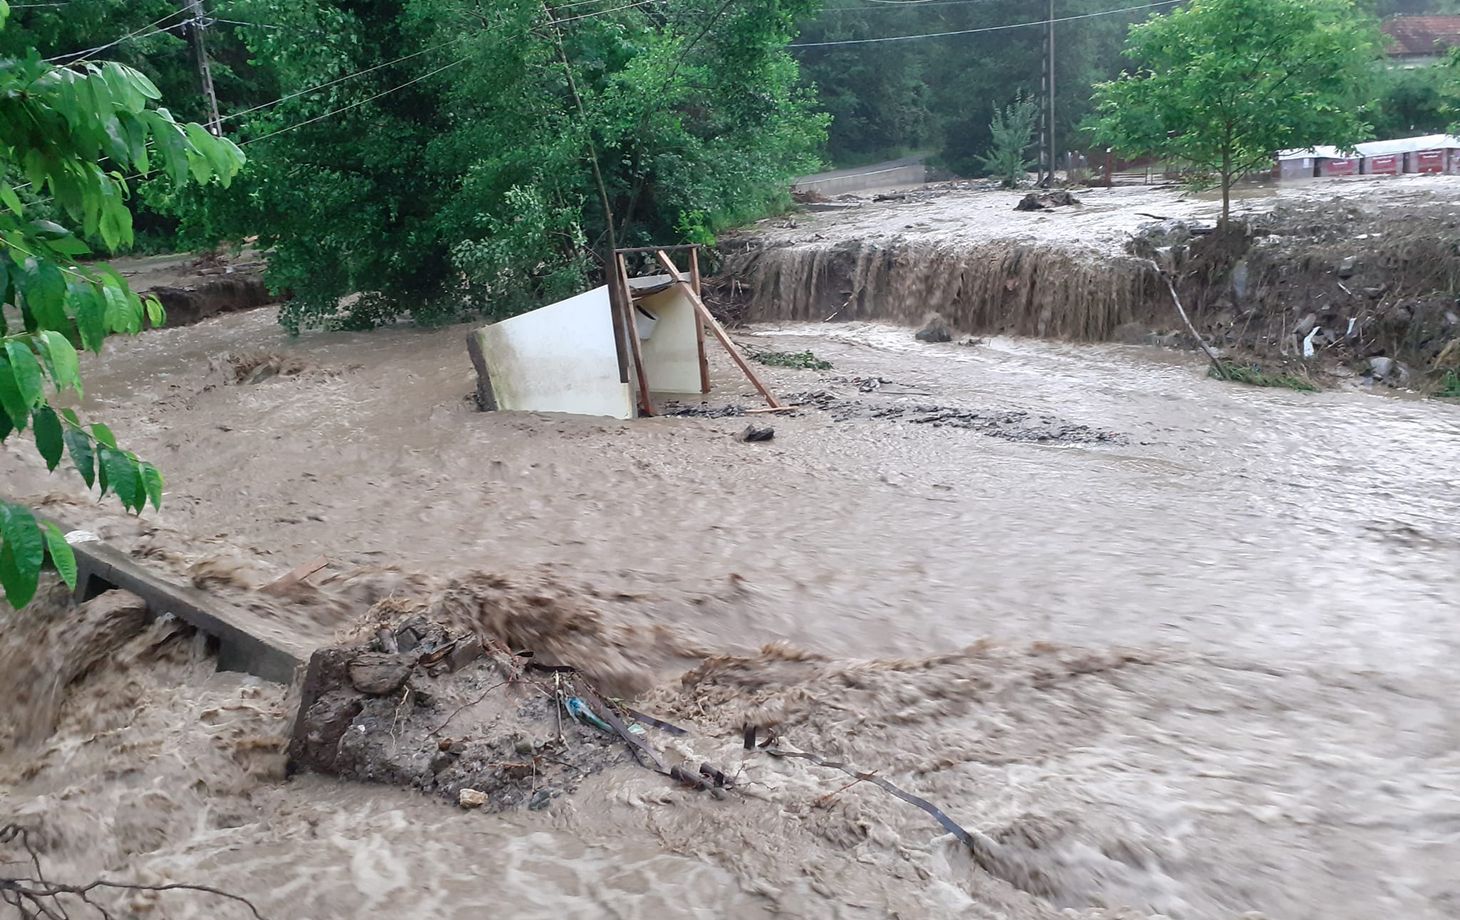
[1090,0,1382,221]
[162,0,826,331]
[0,0,243,607]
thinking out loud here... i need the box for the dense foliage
[163,0,826,331]
[1090,0,1382,221]
[793,0,1164,174]
[979,94,1040,187]
[1369,61,1459,138]
[0,1,243,607]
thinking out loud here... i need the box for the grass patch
[1210,360,1319,392]
[750,349,833,371]
[1437,369,1460,399]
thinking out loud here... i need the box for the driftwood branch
[0,825,268,920]
[1145,259,1228,379]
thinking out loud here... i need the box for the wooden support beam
[653,249,781,409]
[690,247,710,394]
[613,244,704,256]
[615,251,656,416]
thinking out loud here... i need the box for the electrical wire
[220,37,465,123]
[239,55,470,145]
[44,7,190,63]
[209,17,283,29]
[788,0,1181,46]
[821,0,1047,11]
[549,0,661,24]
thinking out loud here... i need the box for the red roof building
[1382,15,1460,66]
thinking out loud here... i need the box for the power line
[220,37,464,123]
[240,55,470,145]
[44,7,190,63]
[788,0,1181,47]
[550,0,661,24]
[209,16,283,29]
[820,0,1043,11]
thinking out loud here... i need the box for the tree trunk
[1220,148,1232,225]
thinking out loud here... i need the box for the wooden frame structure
[607,244,781,416]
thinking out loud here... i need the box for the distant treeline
[794,0,1460,173]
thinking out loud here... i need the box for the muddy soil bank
[721,176,1460,389]
[116,249,275,327]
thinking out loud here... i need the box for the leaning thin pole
[653,250,781,409]
[1147,261,1227,379]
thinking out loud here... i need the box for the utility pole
[1045,0,1056,184]
[183,0,222,135]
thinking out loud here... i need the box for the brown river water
[1,307,1458,919]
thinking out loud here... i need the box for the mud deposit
[2,306,1459,919]
[724,176,1460,384]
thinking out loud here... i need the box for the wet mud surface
[1,306,1458,919]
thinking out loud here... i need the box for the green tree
[1368,62,1455,138]
[0,0,244,608]
[172,0,826,332]
[1090,0,1382,222]
[979,93,1039,187]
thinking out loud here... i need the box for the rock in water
[916,314,953,343]
[348,652,415,695]
[1368,355,1394,379]
[458,788,489,808]
[737,424,775,442]
[1014,192,1044,212]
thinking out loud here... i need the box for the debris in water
[0,824,271,920]
[915,313,953,343]
[781,391,1120,443]
[1014,189,1080,211]
[661,401,746,418]
[737,424,775,442]
[741,726,1005,873]
[220,351,308,385]
[458,788,489,808]
[748,348,833,370]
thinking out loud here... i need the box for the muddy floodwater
[1,306,1458,919]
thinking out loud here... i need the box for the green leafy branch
[0,0,244,609]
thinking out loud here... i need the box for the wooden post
[615,252,655,416]
[654,249,781,409]
[689,247,710,394]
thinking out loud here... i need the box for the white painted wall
[473,286,634,419]
[637,285,704,395]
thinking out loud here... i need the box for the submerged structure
[467,246,779,419]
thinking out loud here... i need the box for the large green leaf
[145,112,192,187]
[98,445,139,511]
[0,354,26,428]
[42,522,76,590]
[39,330,80,393]
[140,462,163,510]
[31,405,62,471]
[63,423,95,488]
[0,182,23,215]
[70,283,109,352]
[15,256,67,330]
[90,421,117,448]
[144,295,165,328]
[4,339,44,409]
[0,501,44,608]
